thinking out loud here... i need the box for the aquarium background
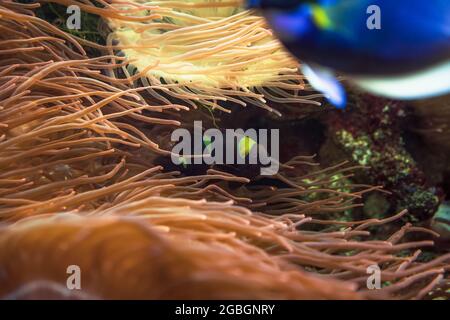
[0,0,448,300]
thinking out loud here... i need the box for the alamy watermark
[367,5,381,30]
[366,264,381,290]
[66,264,81,290]
[66,5,81,30]
[62,3,381,31]
[171,121,280,176]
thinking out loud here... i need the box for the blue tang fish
[247,0,450,108]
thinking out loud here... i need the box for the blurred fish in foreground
[248,0,450,108]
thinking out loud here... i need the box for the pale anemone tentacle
[98,0,323,115]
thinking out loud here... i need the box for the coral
[324,94,441,222]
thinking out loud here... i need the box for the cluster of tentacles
[0,0,449,300]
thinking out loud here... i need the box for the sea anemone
[0,0,449,300]
[0,212,363,300]
[42,0,323,115]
